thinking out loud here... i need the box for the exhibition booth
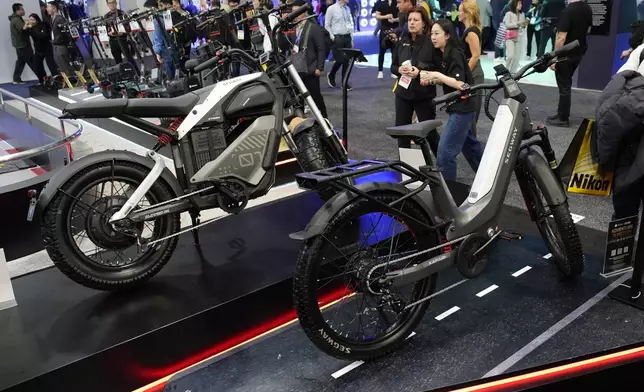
[1,0,644,392]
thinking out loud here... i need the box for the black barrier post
[338,48,368,152]
[629,226,644,300]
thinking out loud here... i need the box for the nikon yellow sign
[567,119,613,197]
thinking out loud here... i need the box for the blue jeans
[437,111,484,181]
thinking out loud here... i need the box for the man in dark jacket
[9,3,38,84]
[105,0,135,66]
[47,1,75,77]
[593,69,644,219]
[292,0,328,118]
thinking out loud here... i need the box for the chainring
[456,234,490,279]
[216,179,249,214]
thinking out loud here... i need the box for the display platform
[149,204,641,392]
[0,191,325,392]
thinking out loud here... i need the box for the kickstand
[500,230,523,241]
[190,211,201,246]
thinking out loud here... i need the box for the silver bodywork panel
[190,115,276,185]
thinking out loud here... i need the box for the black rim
[309,198,436,347]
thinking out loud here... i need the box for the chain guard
[456,234,490,278]
[216,179,249,214]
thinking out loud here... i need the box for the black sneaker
[547,113,559,121]
[344,84,353,91]
[327,74,336,88]
[546,117,570,127]
[12,80,25,85]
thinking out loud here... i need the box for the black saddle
[62,93,200,119]
[386,120,443,139]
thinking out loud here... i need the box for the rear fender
[518,147,567,206]
[289,181,439,241]
[35,150,183,219]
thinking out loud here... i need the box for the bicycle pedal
[500,230,522,241]
[419,165,443,175]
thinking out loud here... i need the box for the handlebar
[432,40,580,106]
[283,3,310,24]
[433,82,500,105]
[194,55,221,73]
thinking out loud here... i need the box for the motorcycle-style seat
[62,93,200,119]
[386,120,444,139]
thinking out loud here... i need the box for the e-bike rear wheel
[523,172,584,277]
[41,161,180,290]
[293,190,440,361]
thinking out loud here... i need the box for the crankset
[216,179,249,214]
[456,234,491,278]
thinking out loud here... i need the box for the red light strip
[453,344,644,392]
[133,288,354,392]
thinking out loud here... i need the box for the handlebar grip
[432,89,466,105]
[551,40,580,57]
[284,3,309,23]
[194,56,221,73]
[185,59,201,71]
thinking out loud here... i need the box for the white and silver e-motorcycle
[33,4,346,291]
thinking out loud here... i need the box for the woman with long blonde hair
[458,0,484,136]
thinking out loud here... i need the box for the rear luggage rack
[294,159,435,190]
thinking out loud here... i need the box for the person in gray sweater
[9,3,38,84]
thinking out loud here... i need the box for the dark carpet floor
[320,65,611,232]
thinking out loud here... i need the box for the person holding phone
[422,18,484,181]
[390,6,439,151]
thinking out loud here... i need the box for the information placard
[588,0,612,35]
[602,214,639,277]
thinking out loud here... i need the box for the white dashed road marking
[476,285,499,298]
[512,266,532,277]
[332,361,364,379]
[435,306,460,321]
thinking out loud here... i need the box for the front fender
[35,150,183,219]
[290,181,438,241]
[519,147,567,205]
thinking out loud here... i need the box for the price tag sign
[97,25,109,43]
[117,22,126,34]
[237,29,245,40]
[601,215,639,277]
[70,26,80,39]
[163,10,174,30]
[129,21,140,32]
[144,16,155,32]
[398,75,411,89]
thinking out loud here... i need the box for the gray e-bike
[291,41,584,361]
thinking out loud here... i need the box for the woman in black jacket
[390,6,439,152]
[27,13,57,82]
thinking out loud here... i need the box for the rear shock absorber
[152,117,183,151]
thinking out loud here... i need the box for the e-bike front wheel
[292,128,343,201]
[293,190,440,361]
[41,160,181,290]
[522,171,584,277]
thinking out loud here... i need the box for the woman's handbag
[495,23,507,48]
[506,28,518,40]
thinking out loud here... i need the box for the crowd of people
[8,0,595,179]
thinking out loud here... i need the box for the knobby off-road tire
[292,128,342,201]
[41,161,180,291]
[526,174,584,277]
[293,191,439,361]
